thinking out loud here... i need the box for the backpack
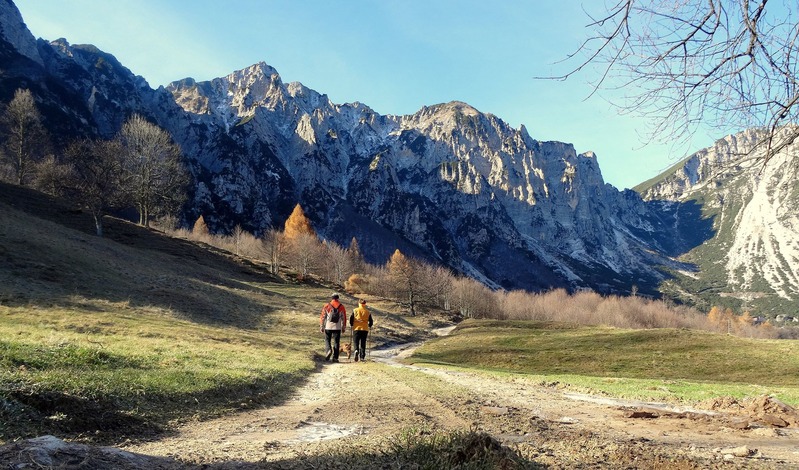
[326,304,341,324]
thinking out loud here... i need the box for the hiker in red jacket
[319,293,346,362]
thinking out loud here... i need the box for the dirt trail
[124,326,472,466]
[118,327,799,468]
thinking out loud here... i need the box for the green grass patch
[0,305,316,444]
[410,320,799,405]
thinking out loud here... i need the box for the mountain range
[1,0,796,317]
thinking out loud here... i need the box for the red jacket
[319,299,346,332]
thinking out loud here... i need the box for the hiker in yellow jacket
[349,298,373,362]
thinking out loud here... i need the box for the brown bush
[345,273,370,295]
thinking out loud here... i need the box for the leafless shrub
[321,241,353,285]
[284,232,324,280]
[480,288,779,338]
[32,154,71,197]
[151,214,180,233]
[171,227,192,239]
[344,273,371,295]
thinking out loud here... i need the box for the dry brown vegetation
[164,205,791,341]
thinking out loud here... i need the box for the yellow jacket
[351,305,372,331]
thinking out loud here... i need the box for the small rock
[481,406,509,416]
[749,427,781,438]
[721,445,752,458]
[624,409,659,419]
[729,418,751,430]
[760,414,789,428]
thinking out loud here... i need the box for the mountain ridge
[6,0,795,316]
[639,128,799,315]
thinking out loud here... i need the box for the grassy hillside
[0,182,424,444]
[5,180,799,469]
[411,320,799,405]
[631,157,691,195]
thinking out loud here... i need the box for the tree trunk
[93,212,104,237]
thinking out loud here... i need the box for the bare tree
[117,114,189,227]
[285,232,323,279]
[555,0,799,164]
[0,88,50,185]
[260,229,285,275]
[231,224,246,256]
[451,276,494,319]
[323,240,352,285]
[64,138,124,237]
[420,264,455,311]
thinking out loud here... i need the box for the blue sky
[15,0,719,190]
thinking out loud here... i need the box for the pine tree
[193,215,209,236]
[387,249,422,316]
[347,237,365,273]
[348,237,362,258]
[283,204,316,239]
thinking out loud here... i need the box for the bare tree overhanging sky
[553,0,799,164]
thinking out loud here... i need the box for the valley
[3,0,799,467]
[2,184,799,468]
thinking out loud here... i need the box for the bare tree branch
[545,0,799,167]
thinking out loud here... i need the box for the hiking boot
[354,355,359,362]
[333,358,339,363]
[325,350,332,361]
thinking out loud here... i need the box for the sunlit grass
[409,319,799,405]
[0,301,317,443]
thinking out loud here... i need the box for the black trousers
[353,330,368,359]
[324,329,341,360]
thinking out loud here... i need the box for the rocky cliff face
[0,0,41,67]
[637,128,799,315]
[162,65,697,293]
[1,0,707,297]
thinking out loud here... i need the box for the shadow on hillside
[645,199,716,258]
[0,182,297,329]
